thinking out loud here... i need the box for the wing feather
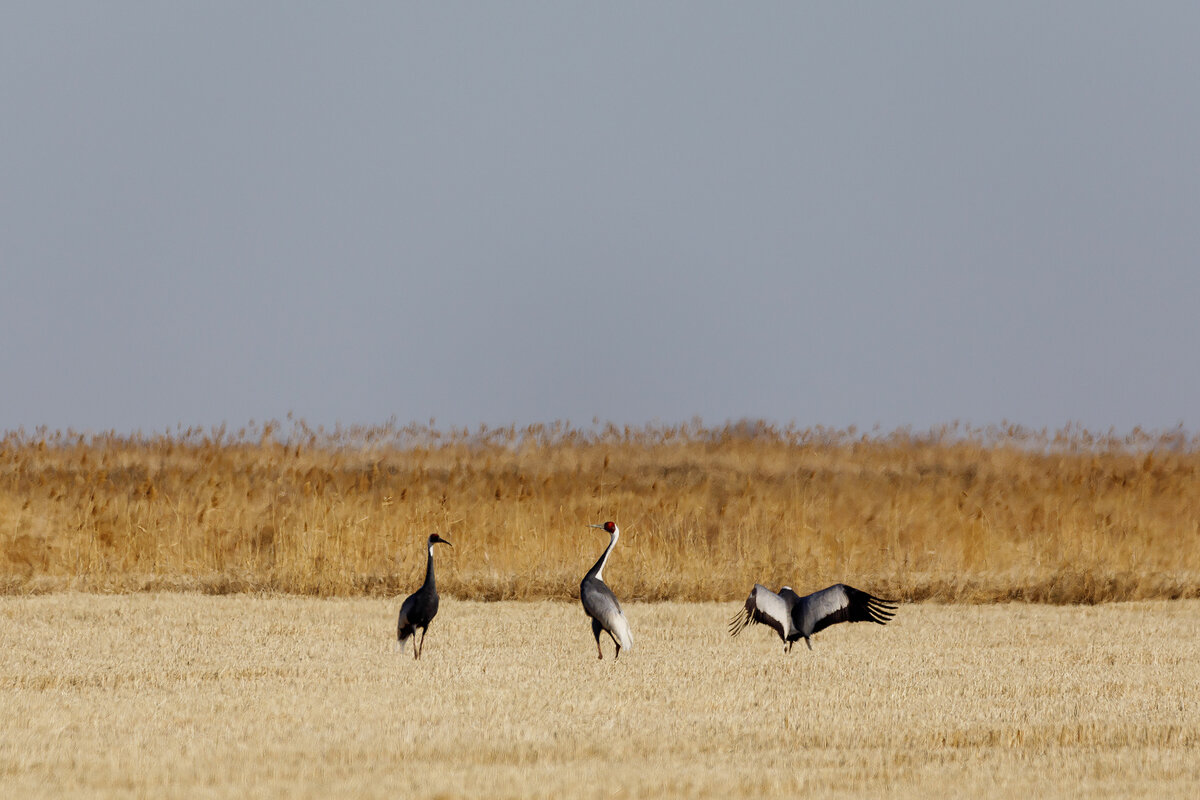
[729,584,793,642]
[396,593,416,647]
[800,583,899,637]
[605,606,634,651]
[582,577,633,651]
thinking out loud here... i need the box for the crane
[580,521,634,660]
[396,533,452,659]
[729,583,897,652]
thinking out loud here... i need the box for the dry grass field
[1,594,1197,798]
[2,422,1199,603]
[3,423,1197,794]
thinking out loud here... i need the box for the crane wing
[797,583,898,637]
[729,584,793,641]
[581,578,633,651]
[396,590,421,646]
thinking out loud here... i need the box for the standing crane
[729,583,897,652]
[580,521,634,660]
[396,533,452,659]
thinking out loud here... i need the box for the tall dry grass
[1,420,1198,602]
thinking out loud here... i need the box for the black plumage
[397,533,452,659]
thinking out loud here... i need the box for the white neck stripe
[595,530,618,580]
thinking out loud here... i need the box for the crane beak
[588,524,604,530]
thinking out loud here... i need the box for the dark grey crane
[729,583,897,652]
[396,533,452,659]
[580,521,634,660]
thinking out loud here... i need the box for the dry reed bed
[1,594,1197,798]
[2,422,1199,602]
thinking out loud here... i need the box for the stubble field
[2,594,1197,798]
[2,423,1198,795]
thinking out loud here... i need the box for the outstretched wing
[797,583,898,637]
[729,584,792,641]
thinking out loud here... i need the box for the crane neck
[422,544,436,590]
[587,529,619,582]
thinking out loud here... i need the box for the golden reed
[2,420,1197,602]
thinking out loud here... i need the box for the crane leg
[591,618,604,660]
[416,628,427,660]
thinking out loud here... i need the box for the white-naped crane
[397,533,452,659]
[580,521,634,660]
[729,583,898,652]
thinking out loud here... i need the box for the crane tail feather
[612,612,634,652]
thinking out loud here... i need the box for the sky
[3,3,1199,436]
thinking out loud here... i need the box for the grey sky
[3,3,1198,436]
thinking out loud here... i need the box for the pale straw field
[1,594,1197,798]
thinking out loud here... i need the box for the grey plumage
[397,533,452,659]
[580,521,634,660]
[729,582,897,652]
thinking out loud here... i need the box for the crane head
[589,521,617,534]
[427,533,453,547]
